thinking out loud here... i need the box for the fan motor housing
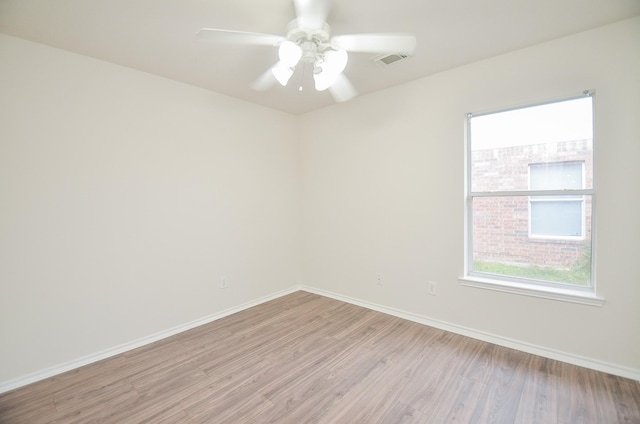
[286,19,330,46]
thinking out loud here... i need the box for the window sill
[459,276,605,307]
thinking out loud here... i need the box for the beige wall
[300,17,640,372]
[0,35,301,384]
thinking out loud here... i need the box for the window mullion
[470,189,593,197]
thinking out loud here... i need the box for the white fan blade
[329,74,357,103]
[251,64,279,91]
[331,33,417,54]
[294,0,331,29]
[198,28,285,46]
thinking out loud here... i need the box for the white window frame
[460,92,603,306]
[528,161,586,241]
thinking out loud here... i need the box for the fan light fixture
[279,41,303,67]
[272,20,351,90]
[197,0,417,103]
[314,49,348,91]
[272,41,303,86]
[273,40,348,91]
[271,62,295,86]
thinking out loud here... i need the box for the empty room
[1,0,639,422]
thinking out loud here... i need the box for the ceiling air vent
[373,52,410,67]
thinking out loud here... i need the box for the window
[529,161,585,238]
[462,93,600,304]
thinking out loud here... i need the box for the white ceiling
[1,0,639,114]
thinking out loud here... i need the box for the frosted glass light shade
[272,63,294,86]
[313,49,348,91]
[313,71,333,91]
[323,49,348,75]
[278,41,302,67]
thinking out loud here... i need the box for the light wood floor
[1,291,639,423]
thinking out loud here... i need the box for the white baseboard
[300,285,640,382]
[2,284,637,394]
[0,286,300,394]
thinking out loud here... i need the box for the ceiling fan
[197,0,417,103]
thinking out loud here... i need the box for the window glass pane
[470,97,593,192]
[530,162,583,190]
[472,196,592,285]
[530,200,582,237]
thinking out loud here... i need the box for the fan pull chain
[299,63,305,91]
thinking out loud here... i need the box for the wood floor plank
[601,371,640,423]
[150,410,197,424]
[1,291,638,424]
[513,356,561,424]
[0,390,57,424]
[468,347,530,423]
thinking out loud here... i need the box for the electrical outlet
[427,281,437,296]
[377,273,383,286]
[220,275,229,289]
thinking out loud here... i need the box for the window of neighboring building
[529,161,585,239]
[462,93,600,304]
